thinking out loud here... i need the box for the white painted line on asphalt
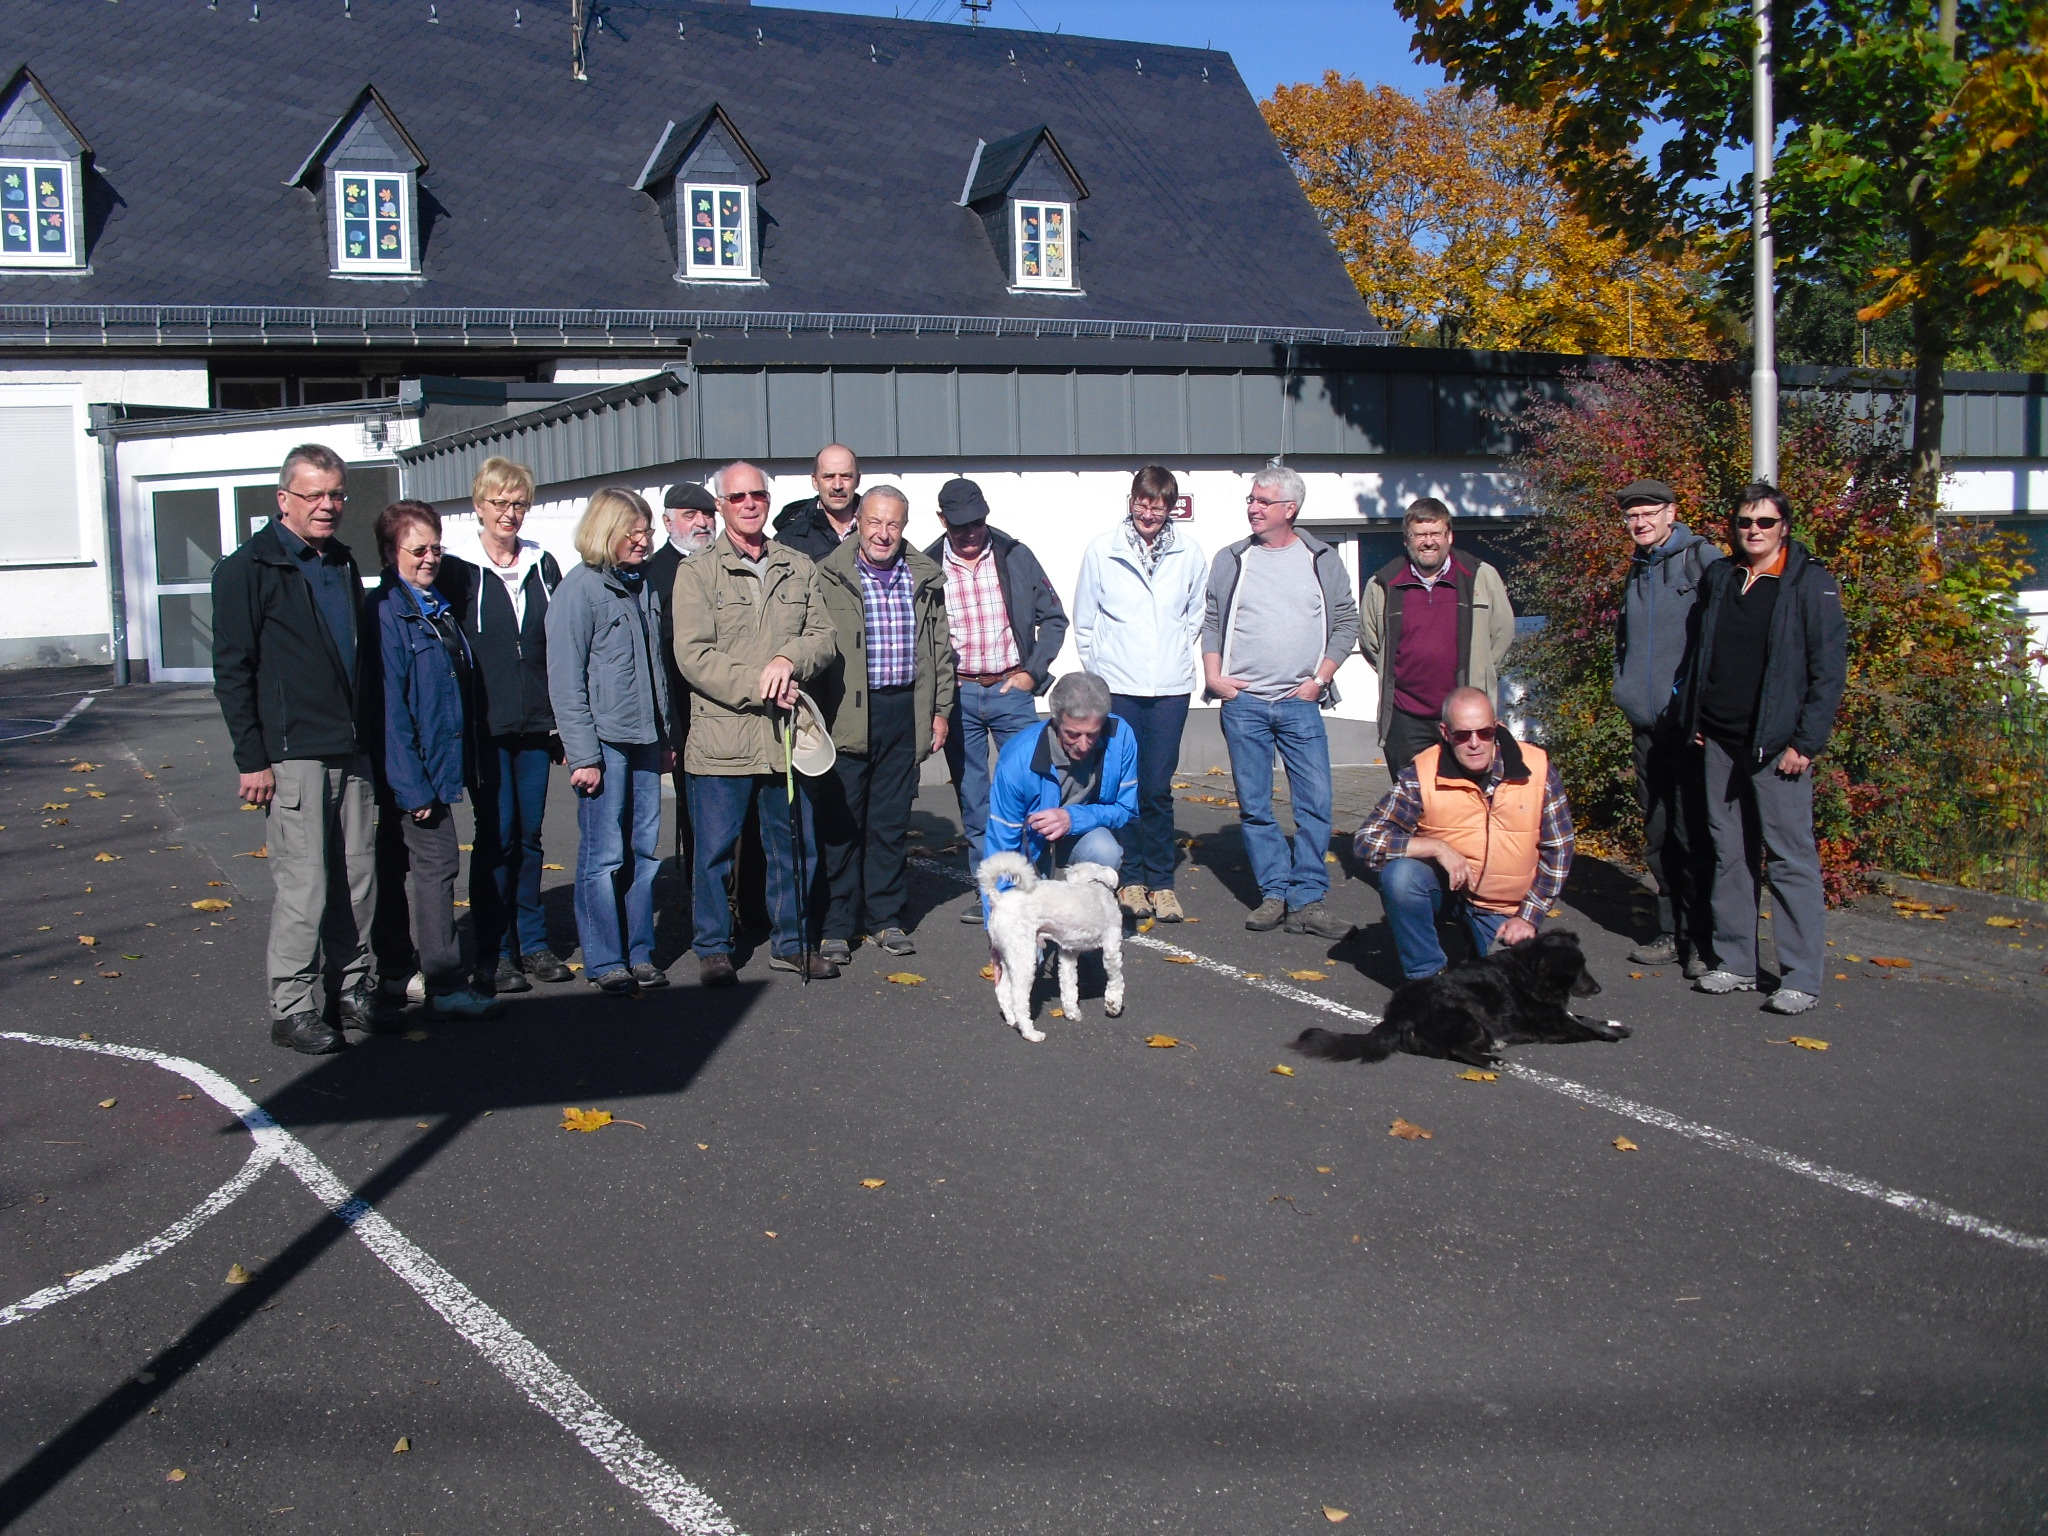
[0,1032,745,1536]
[2,692,99,741]
[918,860,2048,1261]
[0,1140,279,1328]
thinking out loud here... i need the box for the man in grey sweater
[1202,464,1361,940]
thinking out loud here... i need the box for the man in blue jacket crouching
[980,672,1138,903]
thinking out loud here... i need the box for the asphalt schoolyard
[3,675,2045,1535]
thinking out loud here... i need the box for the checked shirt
[857,550,917,688]
[942,545,1020,677]
[1355,753,1575,926]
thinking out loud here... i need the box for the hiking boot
[591,968,640,996]
[1764,988,1818,1015]
[336,983,402,1033]
[1628,933,1680,965]
[630,962,671,989]
[521,947,574,983]
[271,1011,345,1055]
[1117,884,1152,918]
[489,957,533,994]
[818,937,853,967]
[1149,889,1185,923]
[960,898,986,924]
[770,949,840,980]
[425,987,507,1020]
[1285,901,1354,940]
[1682,955,1710,980]
[874,927,917,957]
[1245,897,1288,932]
[1694,970,1758,994]
[699,953,738,988]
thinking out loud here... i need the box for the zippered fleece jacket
[1679,539,1848,764]
[211,520,366,772]
[814,537,957,760]
[1199,529,1361,703]
[1358,551,1516,737]
[984,716,1139,866]
[1611,524,1721,730]
[544,561,673,770]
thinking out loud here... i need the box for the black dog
[1289,930,1628,1070]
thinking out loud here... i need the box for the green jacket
[671,533,838,776]
[814,537,957,760]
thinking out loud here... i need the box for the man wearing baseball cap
[1611,477,1720,973]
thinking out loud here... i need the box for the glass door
[148,485,233,682]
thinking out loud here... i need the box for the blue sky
[757,0,1445,100]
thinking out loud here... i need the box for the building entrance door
[144,480,279,682]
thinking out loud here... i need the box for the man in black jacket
[773,443,862,562]
[211,443,378,1055]
[921,476,1069,919]
[645,480,719,905]
[1680,482,1847,1017]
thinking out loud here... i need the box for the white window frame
[0,158,76,268]
[680,182,754,281]
[332,169,414,275]
[1010,198,1075,290]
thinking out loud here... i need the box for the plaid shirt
[857,550,917,688]
[943,546,1020,676]
[1354,751,1575,925]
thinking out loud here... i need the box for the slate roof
[0,0,1370,332]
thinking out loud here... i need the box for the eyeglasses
[1130,498,1172,514]
[721,489,770,504]
[1444,726,1494,744]
[283,487,346,506]
[481,497,531,513]
[1735,515,1782,530]
[1621,507,1670,520]
[400,543,445,559]
[621,527,654,543]
[1245,495,1297,510]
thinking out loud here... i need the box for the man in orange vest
[1354,686,1575,980]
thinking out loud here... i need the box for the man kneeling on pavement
[1354,686,1575,979]
[981,670,1137,893]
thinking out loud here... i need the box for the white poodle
[976,852,1127,1042]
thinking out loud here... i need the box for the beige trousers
[265,755,377,1020]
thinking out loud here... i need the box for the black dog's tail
[1288,1025,1399,1064]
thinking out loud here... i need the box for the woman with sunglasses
[1679,483,1848,1017]
[364,500,504,1021]
[545,488,675,996]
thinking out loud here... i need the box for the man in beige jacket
[1359,498,1517,774]
[672,460,840,985]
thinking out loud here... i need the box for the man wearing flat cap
[1611,477,1721,974]
[922,476,1068,919]
[647,481,720,895]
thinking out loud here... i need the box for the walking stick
[783,707,809,985]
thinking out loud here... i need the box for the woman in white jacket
[1071,465,1207,922]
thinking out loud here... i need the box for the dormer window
[960,125,1088,294]
[0,68,92,271]
[287,85,427,281]
[635,105,770,285]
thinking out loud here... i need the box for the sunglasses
[1735,515,1782,530]
[1444,726,1494,744]
[400,543,445,559]
[721,489,770,504]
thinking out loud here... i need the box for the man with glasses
[211,443,379,1054]
[1354,686,1575,980]
[1680,483,1846,1016]
[1609,477,1720,976]
[1202,463,1361,940]
[773,443,863,562]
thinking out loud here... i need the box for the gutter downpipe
[87,404,131,686]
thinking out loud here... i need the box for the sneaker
[489,957,533,995]
[404,971,426,1004]
[521,947,574,984]
[819,937,854,966]
[425,987,507,1020]
[1694,970,1758,994]
[699,953,738,988]
[1245,897,1288,932]
[271,1011,345,1055]
[1117,884,1152,919]
[630,962,671,989]
[769,949,840,979]
[874,927,916,957]
[960,898,986,924]
[1629,934,1680,965]
[1148,889,1185,923]
[591,968,640,995]
[1285,901,1354,940]
[1764,988,1818,1015]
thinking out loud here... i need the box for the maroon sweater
[1388,558,1464,718]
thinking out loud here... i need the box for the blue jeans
[1368,857,1508,980]
[471,734,553,964]
[1111,692,1190,890]
[945,680,1040,863]
[689,773,815,958]
[572,741,662,976]
[1218,693,1334,909]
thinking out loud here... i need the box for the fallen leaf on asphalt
[1388,1117,1432,1140]
[78,1032,92,1040]
[1145,1034,1179,1048]
[763,1230,777,1238]
[225,1264,251,1284]
[1791,1036,1829,1050]
[99,971,122,979]
[1324,852,1340,864]
[886,972,925,985]
[1286,970,1327,981]
[1163,954,1196,965]
[1868,956,1912,968]
[1844,953,1864,962]
[542,863,565,871]
[78,935,96,945]
[1204,767,1226,776]
[1322,1509,1350,1525]
[1315,1166,1333,1174]
[402,1029,430,1042]
[458,843,473,852]
[45,816,67,825]
[176,1093,193,1101]
[97,1097,117,1109]
[1985,914,2022,928]
[1892,899,1932,913]
[1049,1007,1064,1017]
[560,1107,613,1132]
[93,852,117,861]
[392,1437,410,1454]
[1455,1069,1499,1082]
[1628,971,1645,979]
[87,790,106,799]
[166,1469,187,1483]
[190,898,231,912]
[1836,972,1848,979]
[1270,1064,1296,1077]
[859,1178,886,1189]
[1242,971,1265,980]
[1137,917,1155,933]
[39,802,68,811]
[979,963,996,980]
[206,880,226,887]
[697,1142,709,1149]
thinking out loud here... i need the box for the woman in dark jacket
[365,499,504,1021]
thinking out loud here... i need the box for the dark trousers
[1701,736,1827,998]
[689,772,815,958]
[1110,692,1190,890]
[818,685,919,939]
[1381,706,1441,775]
[470,734,553,964]
[373,802,464,992]
[1633,722,1711,950]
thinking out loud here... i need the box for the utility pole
[1750,0,1778,485]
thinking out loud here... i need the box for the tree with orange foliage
[1261,74,1718,357]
